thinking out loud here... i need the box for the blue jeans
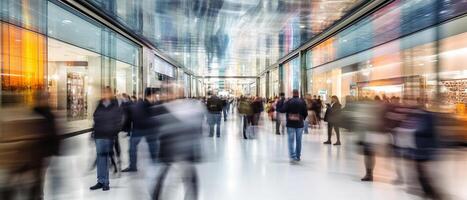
[222,107,228,121]
[208,113,222,137]
[287,127,304,160]
[303,119,309,134]
[128,130,158,170]
[95,139,113,186]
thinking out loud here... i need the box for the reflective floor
[44,112,467,200]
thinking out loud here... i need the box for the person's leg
[324,123,332,144]
[334,126,341,145]
[287,127,296,160]
[303,119,309,134]
[207,114,214,137]
[215,113,221,137]
[415,160,442,200]
[146,133,159,164]
[152,164,171,200]
[361,145,375,181]
[275,113,281,135]
[223,107,227,121]
[295,128,303,161]
[128,136,142,170]
[95,139,111,188]
[183,164,198,200]
[242,115,248,139]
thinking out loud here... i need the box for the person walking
[122,88,160,172]
[206,92,223,137]
[90,87,123,191]
[323,95,342,145]
[283,90,308,162]
[238,96,253,139]
[313,95,323,128]
[275,93,286,135]
[250,96,263,139]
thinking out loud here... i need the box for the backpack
[238,100,253,115]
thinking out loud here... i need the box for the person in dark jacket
[323,95,342,145]
[122,88,160,172]
[283,90,308,162]
[90,87,123,191]
[151,98,206,200]
[275,93,286,135]
[206,92,223,137]
[249,96,263,138]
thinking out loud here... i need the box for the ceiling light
[300,25,306,28]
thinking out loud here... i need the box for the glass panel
[47,2,102,53]
[282,57,301,98]
[0,0,47,33]
[0,22,46,106]
[47,38,102,131]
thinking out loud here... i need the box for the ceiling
[82,0,366,77]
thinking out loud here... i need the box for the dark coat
[283,97,308,128]
[207,96,223,113]
[129,99,159,134]
[93,99,123,139]
[324,102,342,124]
[412,110,438,161]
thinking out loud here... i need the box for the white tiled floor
[44,112,467,200]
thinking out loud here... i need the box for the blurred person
[222,96,228,121]
[249,96,263,139]
[0,91,60,199]
[90,87,123,191]
[323,96,342,145]
[306,95,318,129]
[151,97,206,200]
[122,88,160,172]
[356,96,387,182]
[275,93,286,135]
[238,96,253,139]
[402,99,444,199]
[312,95,323,128]
[283,90,308,162]
[266,98,275,121]
[206,91,223,137]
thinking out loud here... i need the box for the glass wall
[282,57,301,98]
[270,68,279,98]
[307,0,467,113]
[1,0,142,132]
[260,75,266,98]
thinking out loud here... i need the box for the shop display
[67,72,87,121]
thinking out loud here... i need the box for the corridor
[43,112,467,200]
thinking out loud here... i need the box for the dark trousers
[415,160,442,200]
[326,123,340,142]
[242,115,249,139]
[128,130,159,170]
[152,164,198,200]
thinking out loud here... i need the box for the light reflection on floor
[44,112,467,200]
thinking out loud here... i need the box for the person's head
[317,95,321,100]
[313,95,317,99]
[374,95,381,101]
[279,92,285,98]
[103,86,113,100]
[331,95,339,104]
[292,89,299,97]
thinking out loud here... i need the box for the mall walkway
[43,112,467,200]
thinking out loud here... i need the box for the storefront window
[47,38,102,127]
[0,22,46,106]
[282,57,301,98]
[0,0,47,33]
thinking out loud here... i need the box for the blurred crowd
[0,86,466,200]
